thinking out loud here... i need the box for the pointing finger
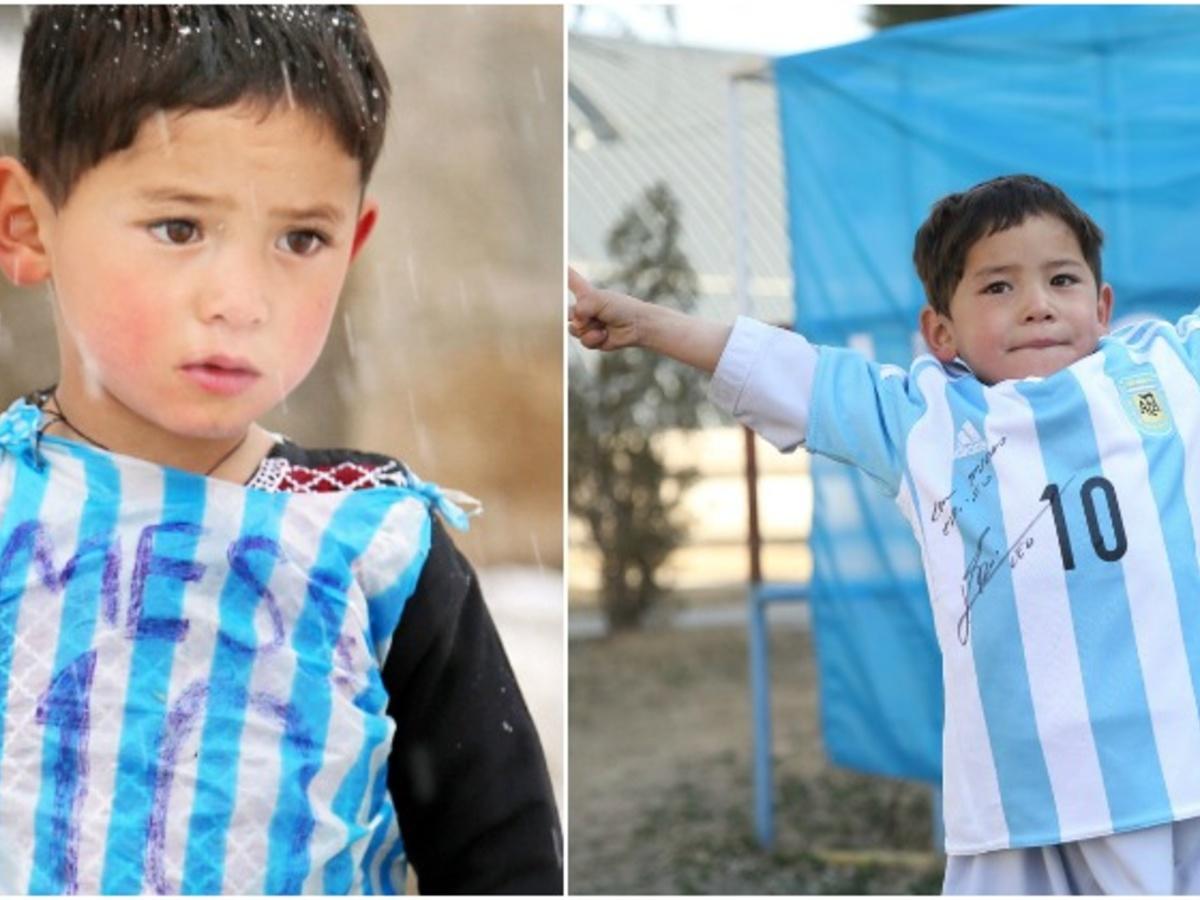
[567,266,591,299]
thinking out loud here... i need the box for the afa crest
[1118,373,1173,436]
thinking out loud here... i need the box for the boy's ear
[919,305,958,364]
[0,157,51,287]
[349,198,378,262]
[1096,282,1114,332]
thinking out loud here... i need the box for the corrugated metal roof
[569,34,795,325]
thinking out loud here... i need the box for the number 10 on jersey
[1040,477,1128,571]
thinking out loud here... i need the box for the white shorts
[943,817,1200,895]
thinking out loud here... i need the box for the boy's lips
[179,355,261,396]
[1010,338,1067,352]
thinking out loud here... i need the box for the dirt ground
[569,622,945,894]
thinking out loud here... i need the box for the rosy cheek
[91,287,161,358]
[285,293,339,369]
[57,263,158,365]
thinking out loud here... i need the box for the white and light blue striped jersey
[0,398,453,893]
[710,312,1200,854]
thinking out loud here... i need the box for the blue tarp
[774,4,1200,784]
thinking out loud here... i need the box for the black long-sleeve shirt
[261,442,563,895]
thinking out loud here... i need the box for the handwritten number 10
[1040,477,1127,571]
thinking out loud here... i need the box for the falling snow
[279,61,296,110]
[532,67,545,104]
[482,567,563,800]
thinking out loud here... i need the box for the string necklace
[45,391,250,477]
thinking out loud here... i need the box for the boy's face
[30,101,374,450]
[920,214,1113,385]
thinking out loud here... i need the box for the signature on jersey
[955,472,1079,645]
[931,436,1008,537]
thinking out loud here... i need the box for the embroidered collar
[0,397,481,529]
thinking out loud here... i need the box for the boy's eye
[149,219,200,245]
[982,281,1011,295]
[277,229,328,257]
[1050,273,1081,287]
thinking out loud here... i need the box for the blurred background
[0,6,563,816]
[569,3,1200,893]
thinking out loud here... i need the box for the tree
[867,5,1003,30]
[569,182,707,631]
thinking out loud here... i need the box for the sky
[569,3,873,56]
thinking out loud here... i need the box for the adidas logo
[954,421,988,459]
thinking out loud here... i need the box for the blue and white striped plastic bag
[0,398,439,893]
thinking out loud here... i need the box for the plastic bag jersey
[0,399,434,893]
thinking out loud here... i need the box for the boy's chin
[140,403,264,443]
[162,415,261,442]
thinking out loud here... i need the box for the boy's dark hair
[20,5,391,207]
[913,174,1104,316]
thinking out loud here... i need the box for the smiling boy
[571,174,1200,893]
[0,6,560,894]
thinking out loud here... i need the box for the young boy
[570,174,1200,893]
[0,6,560,895]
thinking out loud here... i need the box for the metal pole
[728,74,752,319]
[931,786,945,854]
[749,587,774,848]
[728,69,776,850]
[745,428,762,584]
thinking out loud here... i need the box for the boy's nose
[197,261,270,327]
[1021,287,1056,322]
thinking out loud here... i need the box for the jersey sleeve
[809,345,932,495]
[708,316,821,452]
[709,316,921,496]
[381,518,563,895]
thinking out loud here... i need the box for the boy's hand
[567,267,644,351]
[567,266,732,374]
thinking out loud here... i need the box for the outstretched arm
[568,267,732,374]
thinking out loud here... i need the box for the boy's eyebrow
[136,187,346,224]
[137,187,225,207]
[969,263,1019,279]
[272,203,346,225]
[970,259,1085,279]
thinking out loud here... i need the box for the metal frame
[748,580,807,848]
